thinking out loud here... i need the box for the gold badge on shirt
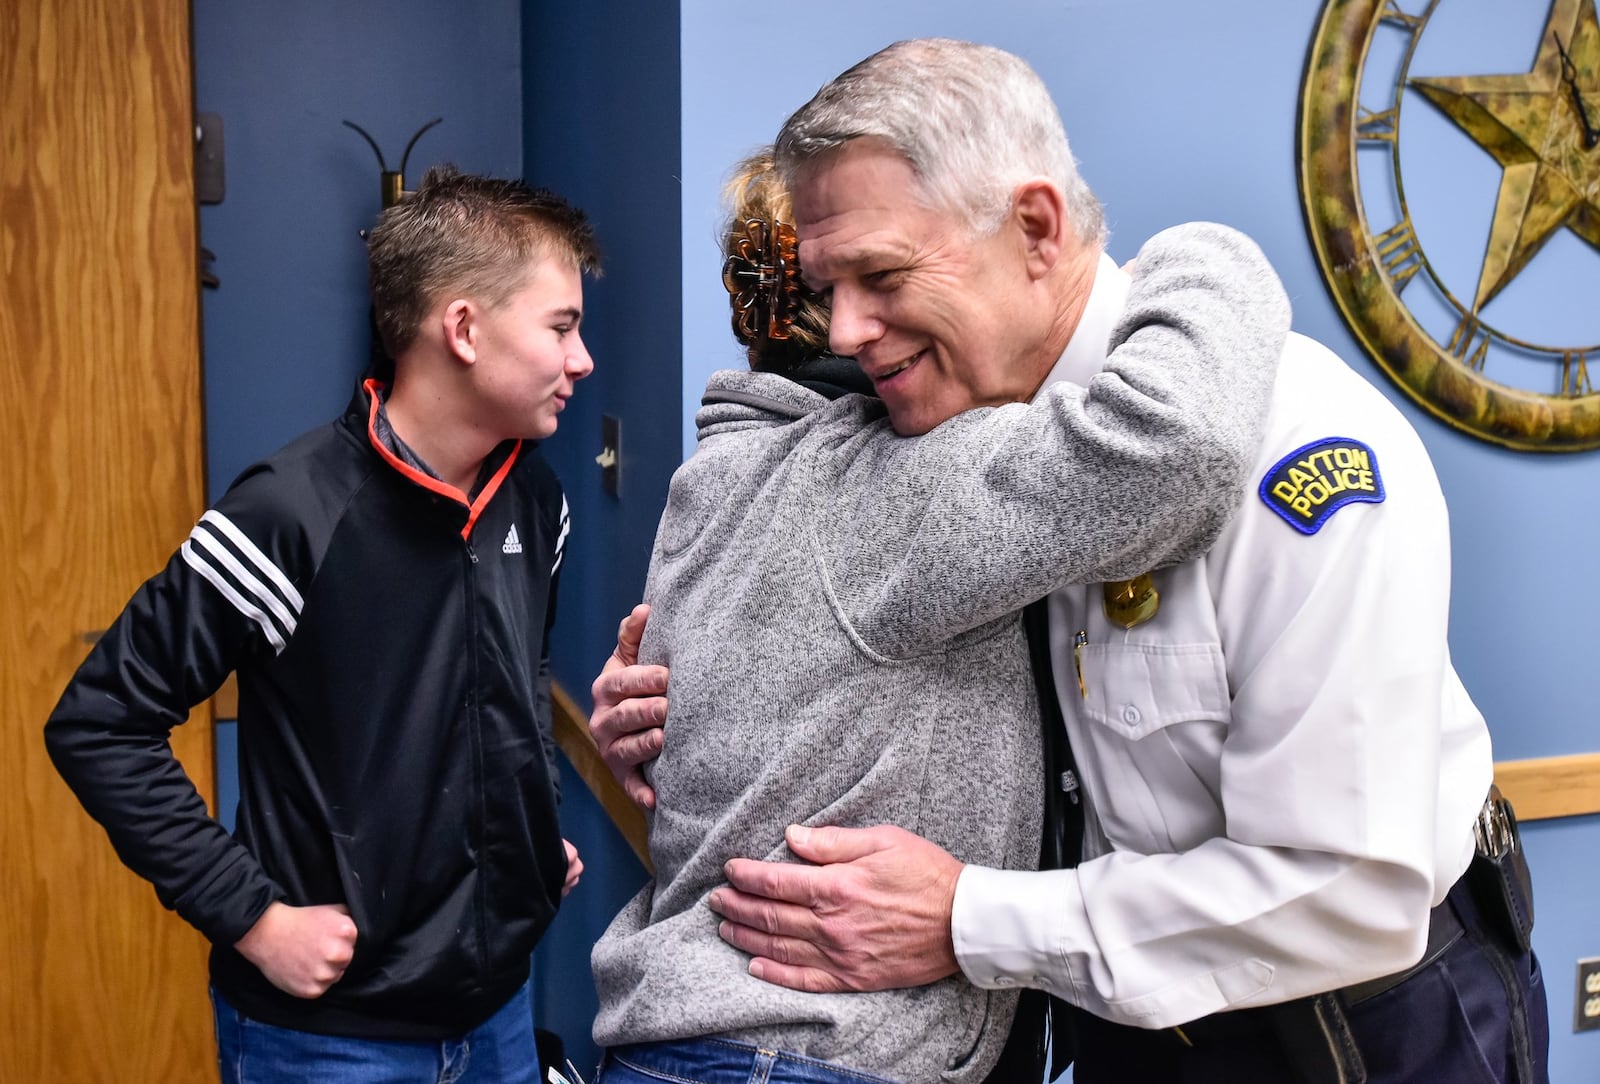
[1103,573,1159,629]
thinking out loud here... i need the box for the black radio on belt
[1466,785,1536,955]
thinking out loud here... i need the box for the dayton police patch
[1259,437,1385,535]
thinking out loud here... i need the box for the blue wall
[192,2,1599,1080]
[678,3,1600,1082]
[194,4,523,812]
[520,0,681,1070]
[194,0,524,496]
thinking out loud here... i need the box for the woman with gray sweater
[589,151,1291,1083]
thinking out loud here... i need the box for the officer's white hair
[775,38,1106,245]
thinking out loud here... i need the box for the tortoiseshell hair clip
[722,218,803,346]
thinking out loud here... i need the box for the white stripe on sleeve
[552,496,570,575]
[200,510,305,611]
[181,541,289,654]
[188,527,300,639]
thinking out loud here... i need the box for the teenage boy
[46,165,597,1082]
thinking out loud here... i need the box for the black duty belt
[1153,787,1539,1084]
[1340,895,1464,1004]
[1166,894,1464,1049]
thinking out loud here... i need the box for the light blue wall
[679,3,1600,1081]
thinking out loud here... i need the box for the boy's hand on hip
[235,901,358,999]
[562,838,583,897]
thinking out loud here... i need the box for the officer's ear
[1011,180,1068,281]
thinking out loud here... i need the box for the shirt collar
[360,378,513,500]
[1037,251,1131,394]
[369,384,443,480]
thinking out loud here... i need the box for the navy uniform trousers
[1068,877,1549,1084]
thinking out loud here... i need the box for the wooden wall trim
[1494,752,1600,823]
[211,672,1596,842]
[550,683,653,870]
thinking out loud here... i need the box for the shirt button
[995,977,1016,988]
[1122,704,1142,725]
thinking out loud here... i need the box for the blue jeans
[212,983,541,1083]
[597,1038,900,1084]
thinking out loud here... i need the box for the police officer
[591,38,1549,1084]
[985,242,1550,1082]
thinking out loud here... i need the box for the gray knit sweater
[591,224,1291,1082]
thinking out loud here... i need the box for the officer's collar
[1037,251,1130,395]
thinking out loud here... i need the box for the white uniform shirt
[950,254,1494,1029]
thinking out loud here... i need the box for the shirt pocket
[1080,641,1229,740]
[1076,641,1231,853]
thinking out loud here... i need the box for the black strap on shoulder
[978,600,1084,1082]
[1022,599,1084,870]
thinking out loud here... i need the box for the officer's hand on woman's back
[589,604,669,810]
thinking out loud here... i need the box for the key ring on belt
[1473,787,1517,860]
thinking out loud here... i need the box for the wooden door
[0,0,218,1079]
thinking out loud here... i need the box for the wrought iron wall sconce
[342,117,442,209]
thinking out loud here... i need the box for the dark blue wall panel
[522,1,680,1070]
[193,0,523,497]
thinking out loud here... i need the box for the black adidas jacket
[45,382,571,1039]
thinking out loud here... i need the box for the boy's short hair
[367,165,601,357]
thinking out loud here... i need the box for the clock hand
[1566,75,1600,147]
[1553,33,1600,148]
[1572,86,1600,147]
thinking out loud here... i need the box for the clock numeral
[1561,350,1593,397]
[1446,315,1491,371]
[1356,105,1400,143]
[1380,1,1423,30]
[1372,220,1423,292]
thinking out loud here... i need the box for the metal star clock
[1300,0,1600,450]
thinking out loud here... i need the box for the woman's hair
[775,38,1105,244]
[367,165,601,358]
[721,149,830,372]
